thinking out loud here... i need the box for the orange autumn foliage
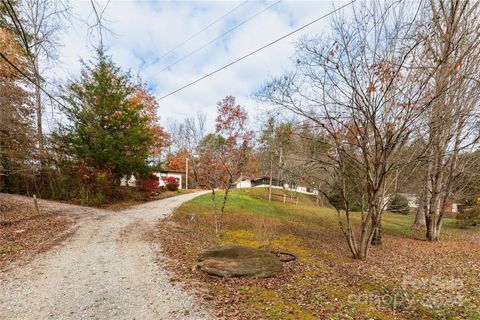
[165,150,187,172]
[0,26,36,171]
[129,83,170,157]
[0,27,28,78]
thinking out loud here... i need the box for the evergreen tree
[55,50,155,182]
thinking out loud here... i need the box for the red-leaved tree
[198,96,252,237]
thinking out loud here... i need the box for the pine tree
[55,50,157,183]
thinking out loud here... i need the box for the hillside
[157,188,480,319]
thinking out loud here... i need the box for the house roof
[235,176,251,183]
[236,176,274,183]
[158,170,185,174]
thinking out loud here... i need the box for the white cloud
[53,0,350,131]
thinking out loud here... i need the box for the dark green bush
[387,194,410,214]
[50,161,114,206]
[457,204,480,228]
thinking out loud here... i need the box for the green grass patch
[184,188,460,239]
[158,187,480,320]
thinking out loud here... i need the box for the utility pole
[185,157,189,190]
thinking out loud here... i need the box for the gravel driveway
[0,191,213,320]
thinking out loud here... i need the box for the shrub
[78,186,105,206]
[162,176,179,191]
[71,161,113,205]
[457,201,480,228]
[387,194,410,214]
[46,170,75,200]
[143,175,159,193]
[326,188,363,212]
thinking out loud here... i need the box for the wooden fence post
[33,194,40,213]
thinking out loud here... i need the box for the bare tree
[259,117,275,201]
[258,1,431,259]
[3,0,69,163]
[166,112,207,187]
[167,112,207,152]
[417,0,480,241]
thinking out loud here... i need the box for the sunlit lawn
[158,188,480,319]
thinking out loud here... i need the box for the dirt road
[0,192,213,320]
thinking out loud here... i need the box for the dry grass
[0,196,74,270]
[101,188,198,211]
[156,188,480,320]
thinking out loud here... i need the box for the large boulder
[197,245,283,278]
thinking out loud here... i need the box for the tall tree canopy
[258,1,431,259]
[0,20,36,192]
[55,50,168,181]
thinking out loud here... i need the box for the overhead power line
[2,0,30,53]
[157,0,355,101]
[0,51,66,109]
[141,0,249,71]
[153,0,282,74]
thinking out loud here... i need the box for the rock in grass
[185,214,198,222]
[197,245,283,278]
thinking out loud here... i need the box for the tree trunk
[426,213,443,241]
[277,147,282,183]
[268,152,273,202]
[425,196,442,241]
[217,182,232,237]
[0,153,9,192]
[412,194,426,229]
[371,216,382,245]
[0,138,7,192]
[358,221,374,260]
[192,166,200,188]
[210,188,220,237]
[370,198,382,246]
[425,181,443,241]
[33,58,44,164]
[426,220,439,241]
[412,206,426,229]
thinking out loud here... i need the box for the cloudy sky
[54,0,350,129]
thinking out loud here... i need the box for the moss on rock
[197,245,283,278]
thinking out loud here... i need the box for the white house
[120,171,184,190]
[157,171,183,190]
[384,193,458,213]
[120,175,137,187]
[235,176,318,195]
[236,176,253,188]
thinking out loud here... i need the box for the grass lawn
[157,188,480,320]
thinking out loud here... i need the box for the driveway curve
[0,191,213,320]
